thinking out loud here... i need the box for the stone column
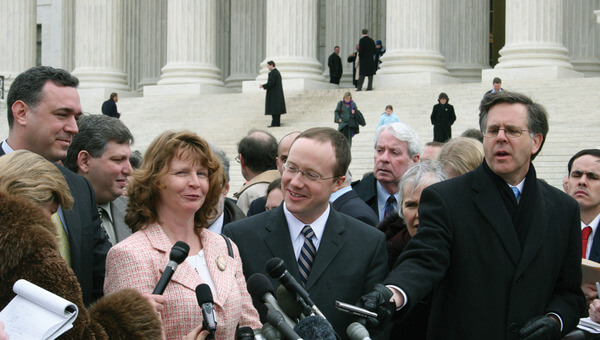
[158,0,223,86]
[441,0,489,82]
[72,0,130,90]
[324,0,373,85]
[377,0,456,85]
[255,0,326,89]
[563,0,600,77]
[0,0,36,90]
[226,0,265,89]
[138,0,167,89]
[490,0,581,79]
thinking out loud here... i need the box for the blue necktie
[298,225,316,285]
[384,196,396,218]
[511,187,520,203]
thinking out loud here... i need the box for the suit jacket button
[509,322,519,333]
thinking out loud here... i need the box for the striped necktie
[298,225,316,285]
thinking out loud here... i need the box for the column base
[242,78,338,93]
[374,72,461,87]
[143,83,234,97]
[72,68,130,91]
[482,66,583,83]
[158,63,224,87]
[255,57,326,83]
[225,73,257,90]
[447,64,489,83]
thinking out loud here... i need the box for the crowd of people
[0,56,596,340]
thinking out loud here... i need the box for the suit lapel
[472,167,521,265]
[146,224,200,293]
[264,206,301,279]
[515,182,547,277]
[200,230,236,309]
[110,197,131,241]
[589,220,600,262]
[304,209,345,290]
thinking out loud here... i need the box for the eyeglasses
[235,155,240,163]
[283,163,338,181]
[483,125,531,139]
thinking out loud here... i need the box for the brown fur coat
[0,191,162,339]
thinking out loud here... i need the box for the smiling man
[359,91,584,340]
[64,114,134,245]
[353,122,420,222]
[2,66,111,306]
[224,127,388,339]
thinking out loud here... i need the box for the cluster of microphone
[153,244,373,340]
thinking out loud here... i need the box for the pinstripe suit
[104,223,261,340]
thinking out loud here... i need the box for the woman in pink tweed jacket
[104,131,261,340]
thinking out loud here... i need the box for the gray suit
[108,196,132,243]
[223,205,388,339]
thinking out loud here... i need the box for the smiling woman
[104,131,261,340]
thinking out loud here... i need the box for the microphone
[236,326,254,340]
[247,273,296,326]
[265,257,326,319]
[266,310,303,340]
[195,284,218,339]
[276,284,306,320]
[346,322,372,340]
[152,241,190,294]
[261,323,281,340]
[293,315,336,340]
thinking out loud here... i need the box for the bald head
[277,131,301,173]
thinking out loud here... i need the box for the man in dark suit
[224,127,388,339]
[3,66,111,306]
[564,148,600,306]
[330,171,378,226]
[359,91,585,339]
[328,46,343,85]
[352,122,420,222]
[64,114,134,244]
[101,92,120,118]
[260,60,286,127]
[357,28,376,91]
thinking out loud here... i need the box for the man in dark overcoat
[260,60,286,127]
[328,46,343,85]
[357,28,376,91]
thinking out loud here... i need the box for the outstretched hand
[518,315,561,340]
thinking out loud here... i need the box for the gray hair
[374,122,421,157]
[210,143,230,183]
[398,160,447,219]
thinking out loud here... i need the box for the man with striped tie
[224,127,388,340]
[565,149,600,306]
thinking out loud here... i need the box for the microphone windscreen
[275,285,304,319]
[293,315,336,340]
[195,283,213,304]
[247,273,276,300]
[236,326,254,340]
[265,257,286,278]
[347,322,371,340]
[171,241,190,264]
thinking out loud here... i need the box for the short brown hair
[295,127,350,178]
[125,131,226,232]
[0,150,73,209]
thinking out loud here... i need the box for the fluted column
[378,0,449,76]
[325,0,372,85]
[138,0,167,88]
[0,0,36,89]
[441,0,489,81]
[563,0,600,76]
[257,0,325,82]
[226,0,265,89]
[158,0,223,86]
[496,0,573,69]
[72,0,129,90]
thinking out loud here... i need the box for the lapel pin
[216,255,227,271]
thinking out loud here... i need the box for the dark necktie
[582,226,593,259]
[384,196,396,218]
[298,225,316,285]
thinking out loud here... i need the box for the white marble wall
[564,0,600,76]
[138,0,167,89]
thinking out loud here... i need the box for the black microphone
[261,322,281,340]
[196,284,218,339]
[293,315,336,340]
[236,326,254,340]
[346,322,372,340]
[265,257,326,319]
[276,284,307,320]
[247,273,296,326]
[152,241,190,294]
[266,310,302,340]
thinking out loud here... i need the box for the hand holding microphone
[153,241,190,295]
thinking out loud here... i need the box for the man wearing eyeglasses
[358,91,584,340]
[224,127,388,339]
